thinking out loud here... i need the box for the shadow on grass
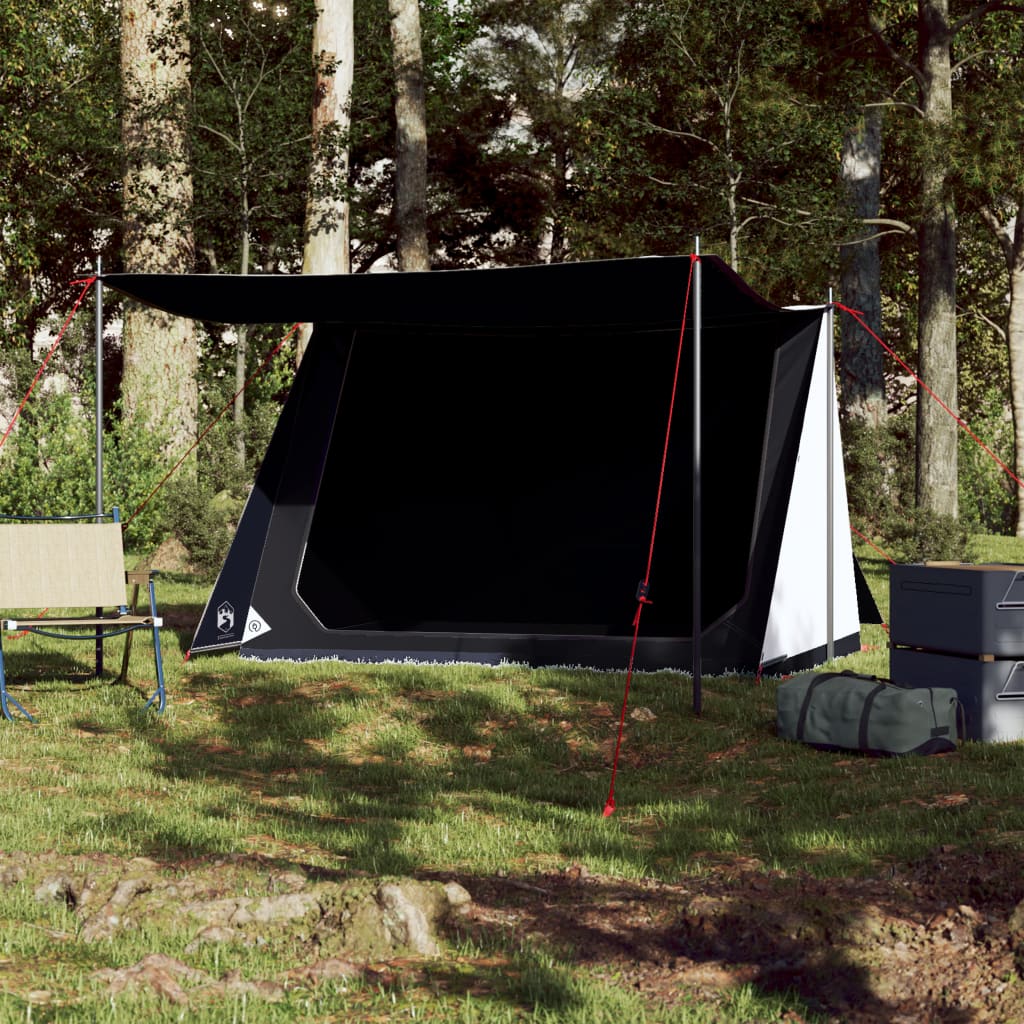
[439,860,992,1022]
[0,651,102,684]
[55,663,994,1021]
[95,665,954,871]
[0,647,121,715]
[115,673,608,874]
[153,599,203,650]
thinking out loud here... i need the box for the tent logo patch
[245,607,272,640]
[216,602,235,636]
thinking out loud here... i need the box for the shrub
[104,415,172,551]
[957,388,1015,536]
[844,409,970,563]
[0,390,96,517]
[160,474,243,579]
[879,506,970,563]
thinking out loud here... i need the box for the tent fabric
[762,314,863,671]
[104,255,863,674]
[109,256,778,328]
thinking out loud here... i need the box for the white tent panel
[762,314,860,668]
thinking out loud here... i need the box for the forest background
[3,0,1024,569]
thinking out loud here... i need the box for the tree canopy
[2,0,1024,546]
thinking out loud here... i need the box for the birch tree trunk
[982,200,1024,535]
[120,0,197,454]
[839,108,885,425]
[915,0,958,517]
[299,0,353,362]
[1010,213,1024,535]
[234,227,251,470]
[388,0,430,271]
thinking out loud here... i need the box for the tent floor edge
[761,631,861,677]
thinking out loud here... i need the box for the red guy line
[850,524,896,565]
[123,323,301,528]
[834,302,1024,491]
[6,607,50,640]
[0,277,97,452]
[604,254,697,818]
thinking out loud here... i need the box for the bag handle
[796,674,835,741]
[858,683,889,750]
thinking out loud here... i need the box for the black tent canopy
[106,255,864,673]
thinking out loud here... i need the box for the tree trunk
[120,0,197,455]
[985,200,1024,535]
[1010,216,1024,536]
[234,221,251,471]
[915,0,958,517]
[299,0,353,362]
[389,0,430,271]
[839,108,885,425]
[547,146,570,263]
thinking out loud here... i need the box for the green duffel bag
[776,670,959,756]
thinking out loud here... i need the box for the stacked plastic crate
[889,563,1024,742]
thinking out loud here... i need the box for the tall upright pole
[826,291,835,663]
[692,239,703,716]
[94,254,105,677]
[95,254,104,517]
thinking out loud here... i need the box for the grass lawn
[0,535,1021,1020]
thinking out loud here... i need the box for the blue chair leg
[0,638,35,723]
[143,624,166,714]
[142,578,166,714]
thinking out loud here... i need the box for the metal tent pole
[95,255,104,517]
[95,254,105,677]
[693,239,702,716]
[826,291,835,663]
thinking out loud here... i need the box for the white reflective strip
[153,617,163,627]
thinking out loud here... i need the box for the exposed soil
[6,845,1024,1020]
[449,844,1024,1022]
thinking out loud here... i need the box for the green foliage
[0,390,95,518]
[191,0,318,273]
[955,224,1011,415]
[0,312,294,564]
[121,324,297,571]
[882,505,972,563]
[951,11,1024,205]
[570,0,845,297]
[0,0,121,340]
[161,475,243,578]
[346,0,557,269]
[844,410,970,561]
[195,324,293,477]
[465,0,626,263]
[957,388,1015,536]
[104,416,174,552]
[3,0,1023,559]
[0,393,171,554]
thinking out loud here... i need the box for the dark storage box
[889,647,1024,743]
[890,563,1024,658]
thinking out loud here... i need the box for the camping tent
[106,254,872,675]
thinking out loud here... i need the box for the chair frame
[0,508,165,722]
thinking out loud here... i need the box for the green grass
[0,547,1021,1020]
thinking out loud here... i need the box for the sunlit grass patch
[0,544,1021,1020]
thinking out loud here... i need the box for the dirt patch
[5,846,1024,1019]
[441,845,1024,1022]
